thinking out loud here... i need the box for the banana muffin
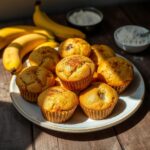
[90,44,115,67]
[16,66,55,102]
[79,82,118,120]
[59,38,91,58]
[38,86,78,123]
[97,56,134,93]
[29,46,59,72]
[56,55,95,91]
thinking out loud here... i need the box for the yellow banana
[0,25,54,50]
[16,25,54,40]
[15,63,23,74]
[34,40,59,50]
[0,29,27,50]
[33,3,86,41]
[19,40,59,61]
[3,33,48,73]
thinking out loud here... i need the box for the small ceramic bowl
[114,25,150,53]
[66,7,103,32]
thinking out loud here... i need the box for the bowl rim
[66,7,104,27]
[114,25,150,47]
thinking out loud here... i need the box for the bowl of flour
[67,7,103,32]
[114,25,150,53]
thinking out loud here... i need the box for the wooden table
[0,2,150,150]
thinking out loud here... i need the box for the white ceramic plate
[10,60,145,133]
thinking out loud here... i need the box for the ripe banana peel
[33,4,86,41]
[34,40,59,50]
[0,29,27,50]
[16,25,54,40]
[3,33,48,73]
[0,25,54,50]
[19,40,59,60]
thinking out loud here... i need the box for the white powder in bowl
[116,26,149,46]
[68,10,102,26]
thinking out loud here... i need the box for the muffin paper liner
[20,89,39,103]
[41,106,77,123]
[80,102,117,120]
[60,74,93,91]
[111,81,131,94]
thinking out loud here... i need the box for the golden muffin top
[16,66,55,93]
[79,82,118,110]
[97,56,133,86]
[29,46,59,72]
[56,55,95,81]
[90,44,115,66]
[38,86,78,111]
[59,38,91,58]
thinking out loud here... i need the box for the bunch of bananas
[2,2,85,74]
[33,2,86,40]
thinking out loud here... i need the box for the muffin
[29,46,59,72]
[16,66,55,102]
[56,55,95,91]
[79,82,118,120]
[97,56,134,93]
[38,86,78,123]
[59,38,91,58]
[90,44,115,67]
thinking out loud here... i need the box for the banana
[34,40,59,50]
[0,28,27,50]
[0,25,54,50]
[33,3,86,41]
[19,40,59,61]
[16,25,54,40]
[3,33,48,73]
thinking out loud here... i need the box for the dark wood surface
[0,2,150,150]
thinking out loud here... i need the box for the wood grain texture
[33,125,59,150]
[33,126,121,150]
[120,2,150,28]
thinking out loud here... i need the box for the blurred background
[0,0,149,21]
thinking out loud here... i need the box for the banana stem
[35,0,41,6]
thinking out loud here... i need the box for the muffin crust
[59,38,91,58]
[29,46,59,72]
[79,82,118,119]
[16,66,55,93]
[90,44,115,66]
[56,55,95,81]
[97,56,133,93]
[38,86,78,111]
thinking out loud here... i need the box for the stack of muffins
[16,38,134,123]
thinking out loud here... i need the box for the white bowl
[114,25,150,53]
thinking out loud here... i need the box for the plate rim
[9,58,145,133]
